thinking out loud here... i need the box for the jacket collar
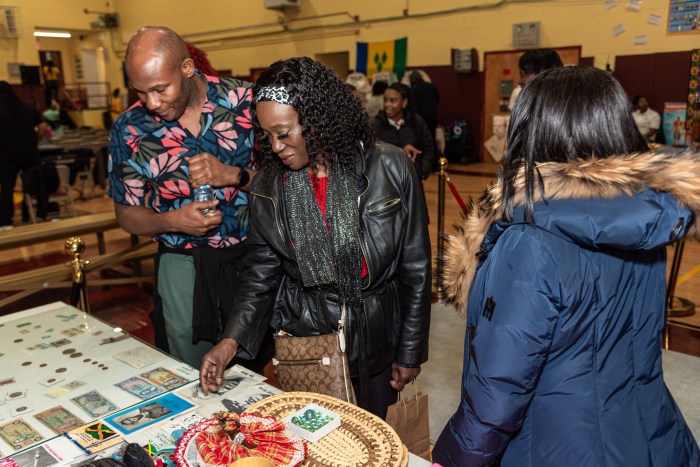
[251,143,370,199]
[377,109,416,125]
[444,151,700,314]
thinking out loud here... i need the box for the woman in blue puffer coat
[433,66,700,466]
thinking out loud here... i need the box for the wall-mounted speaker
[513,22,540,49]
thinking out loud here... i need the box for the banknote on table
[45,386,71,399]
[170,363,198,380]
[65,380,86,390]
[45,380,86,399]
[115,377,166,400]
[140,368,188,390]
[49,338,71,348]
[70,390,118,418]
[113,346,165,369]
[0,418,44,451]
[34,406,85,434]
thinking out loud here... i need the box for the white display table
[0,303,429,466]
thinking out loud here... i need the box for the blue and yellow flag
[356,37,408,79]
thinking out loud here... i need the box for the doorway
[38,51,64,107]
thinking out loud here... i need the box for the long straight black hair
[502,66,649,224]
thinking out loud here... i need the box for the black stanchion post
[433,157,448,301]
[65,236,91,314]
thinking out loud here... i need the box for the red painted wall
[614,51,691,113]
[422,65,483,158]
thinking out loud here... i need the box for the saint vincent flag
[356,37,407,79]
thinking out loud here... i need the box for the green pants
[157,253,214,368]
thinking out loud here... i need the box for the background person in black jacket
[373,82,435,181]
[0,81,57,228]
[200,57,431,419]
[409,70,439,148]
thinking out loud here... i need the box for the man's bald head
[124,26,201,122]
[125,26,190,72]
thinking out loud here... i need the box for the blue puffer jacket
[433,153,700,466]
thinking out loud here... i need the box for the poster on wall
[686,49,700,145]
[667,0,700,32]
[662,103,687,146]
[484,114,510,162]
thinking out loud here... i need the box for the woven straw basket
[245,392,408,467]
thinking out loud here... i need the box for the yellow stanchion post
[433,157,448,301]
[66,236,91,314]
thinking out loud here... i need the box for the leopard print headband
[253,86,291,105]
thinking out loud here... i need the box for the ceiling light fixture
[33,30,71,38]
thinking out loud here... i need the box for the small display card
[285,403,341,443]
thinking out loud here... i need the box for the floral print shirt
[108,73,255,249]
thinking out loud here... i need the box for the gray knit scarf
[283,163,362,304]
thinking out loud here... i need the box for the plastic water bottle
[194,185,215,216]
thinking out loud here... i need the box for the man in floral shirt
[108,26,259,368]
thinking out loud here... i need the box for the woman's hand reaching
[199,338,239,395]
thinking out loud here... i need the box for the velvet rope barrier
[435,159,470,301]
[446,176,469,215]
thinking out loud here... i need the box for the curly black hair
[388,82,410,101]
[252,57,375,177]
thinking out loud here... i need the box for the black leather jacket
[222,142,431,377]
[373,109,435,180]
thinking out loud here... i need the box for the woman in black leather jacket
[200,57,431,418]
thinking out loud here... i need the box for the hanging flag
[356,37,408,79]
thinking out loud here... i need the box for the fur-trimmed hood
[444,151,700,313]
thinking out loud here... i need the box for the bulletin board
[667,0,700,33]
[481,46,581,162]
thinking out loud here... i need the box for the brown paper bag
[386,381,431,460]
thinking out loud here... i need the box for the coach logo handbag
[272,303,356,404]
